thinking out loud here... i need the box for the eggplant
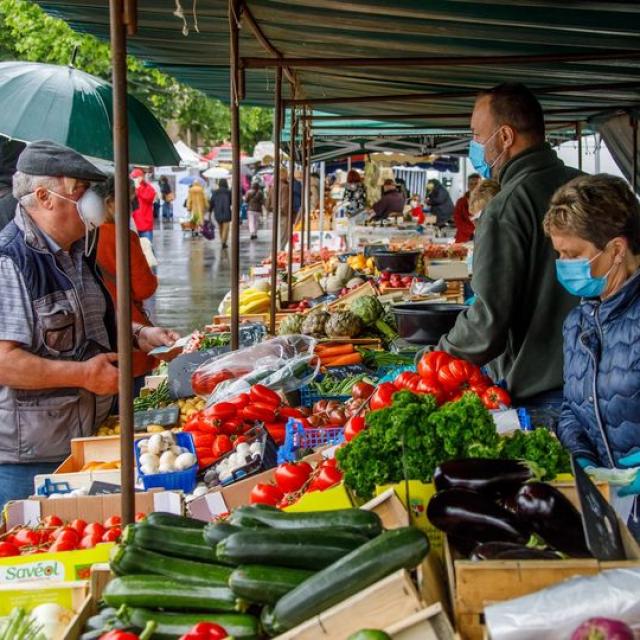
[427,489,532,547]
[515,482,591,557]
[433,458,533,496]
[470,541,562,561]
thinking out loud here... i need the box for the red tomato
[228,393,251,409]
[308,466,343,492]
[437,358,473,392]
[49,538,77,553]
[219,417,244,436]
[344,416,366,441]
[242,403,277,423]
[417,350,453,384]
[192,432,215,448]
[369,382,398,411]
[250,483,284,506]
[249,384,282,408]
[104,515,122,529]
[13,528,41,548]
[274,462,312,493]
[56,528,80,546]
[179,621,229,640]
[212,434,233,459]
[204,402,238,422]
[277,407,306,421]
[0,541,19,557]
[102,527,122,542]
[191,369,234,397]
[79,534,101,549]
[99,631,142,640]
[69,519,87,535]
[42,515,63,528]
[482,386,512,409]
[83,522,105,539]
[415,378,446,405]
[394,371,419,390]
[351,381,375,400]
[264,422,287,445]
[321,457,338,468]
[198,456,216,469]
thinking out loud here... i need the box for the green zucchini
[145,512,206,530]
[110,544,232,586]
[203,522,244,546]
[125,607,260,640]
[229,564,314,605]
[103,575,244,612]
[348,632,392,640]
[262,527,430,634]
[124,522,217,563]
[229,505,383,538]
[217,528,369,570]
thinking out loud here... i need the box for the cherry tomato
[83,522,106,539]
[134,512,147,523]
[250,483,284,506]
[308,466,343,492]
[369,382,398,411]
[13,528,41,548]
[42,515,63,528]
[204,402,238,422]
[79,533,101,549]
[0,541,19,557]
[417,350,453,384]
[344,416,366,442]
[482,386,512,409]
[49,538,77,553]
[274,462,313,493]
[69,519,87,535]
[102,527,122,542]
[104,516,122,529]
[249,384,281,409]
[57,528,80,546]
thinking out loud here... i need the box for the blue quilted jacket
[558,270,640,467]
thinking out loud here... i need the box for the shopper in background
[309,172,321,212]
[453,173,481,242]
[468,179,501,224]
[95,176,162,396]
[186,178,208,234]
[158,175,174,221]
[370,179,405,221]
[244,179,265,240]
[426,178,455,227]
[131,168,156,242]
[342,169,367,248]
[438,82,581,423]
[0,137,25,231]
[211,178,232,248]
[544,174,640,536]
[267,168,291,250]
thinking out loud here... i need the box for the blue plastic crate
[376,364,416,382]
[277,418,345,463]
[299,375,351,407]
[135,431,197,493]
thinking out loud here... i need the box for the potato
[146,425,164,433]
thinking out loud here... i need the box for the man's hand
[82,353,119,395]
[138,326,181,358]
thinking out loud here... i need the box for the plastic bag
[190,335,318,401]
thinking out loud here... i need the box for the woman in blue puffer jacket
[544,174,640,537]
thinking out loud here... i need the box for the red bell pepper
[178,621,229,640]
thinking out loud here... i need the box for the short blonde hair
[543,174,640,254]
[469,179,500,215]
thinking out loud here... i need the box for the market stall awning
[35,0,640,134]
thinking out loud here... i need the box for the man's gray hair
[12,172,60,208]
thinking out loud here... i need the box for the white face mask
[48,188,107,255]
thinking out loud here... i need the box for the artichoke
[325,311,362,338]
[278,313,304,336]
[301,311,330,337]
[350,295,397,341]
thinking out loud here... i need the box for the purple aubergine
[470,541,562,561]
[433,458,534,496]
[571,617,633,640]
[427,489,531,546]
[515,482,591,557]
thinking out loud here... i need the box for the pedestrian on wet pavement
[210,178,232,248]
[187,179,208,235]
[131,168,156,243]
[244,179,265,240]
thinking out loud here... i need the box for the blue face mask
[555,252,615,297]
[468,128,504,179]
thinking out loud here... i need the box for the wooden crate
[385,603,456,640]
[446,483,640,640]
[274,569,424,640]
[327,280,378,310]
[63,565,112,639]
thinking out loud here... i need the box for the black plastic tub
[373,251,421,273]
[391,303,468,345]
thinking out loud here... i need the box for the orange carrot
[321,352,363,367]
[315,343,355,357]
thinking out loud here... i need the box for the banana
[240,291,270,305]
[240,298,271,314]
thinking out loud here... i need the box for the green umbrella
[0,61,179,166]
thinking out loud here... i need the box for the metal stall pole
[576,121,583,171]
[299,109,307,267]
[109,0,135,525]
[318,160,325,249]
[286,108,296,302]
[632,115,638,193]
[229,0,241,350]
[269,67,283,334]
[305,128,312,252]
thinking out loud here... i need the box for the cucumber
[348,632,392,640]
[229,565,314,605]
[124,522,217,563]
[125,608,260,640]
[145,512,206,530]
[262,527,430,634]
[103,575,244,612]
[217,528,368,570]
[203,522,244,546]
[110,544,232,586]
[229,505,383,538]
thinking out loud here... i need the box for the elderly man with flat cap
[0,140,178,505]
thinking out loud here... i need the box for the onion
[571,618,634,640]
[31,603,73,640]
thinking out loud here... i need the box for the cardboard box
[0,579,89,616]
[426,260,469,281]
[63,564,111,640]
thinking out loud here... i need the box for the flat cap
[16,140,106,182]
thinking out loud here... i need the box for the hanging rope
[192,0,200,33]
[174,0,189,36]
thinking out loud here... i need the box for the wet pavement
[150,219,272,335]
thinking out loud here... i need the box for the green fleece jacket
[438,144,581,402]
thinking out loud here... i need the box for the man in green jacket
[438,83,581,420]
